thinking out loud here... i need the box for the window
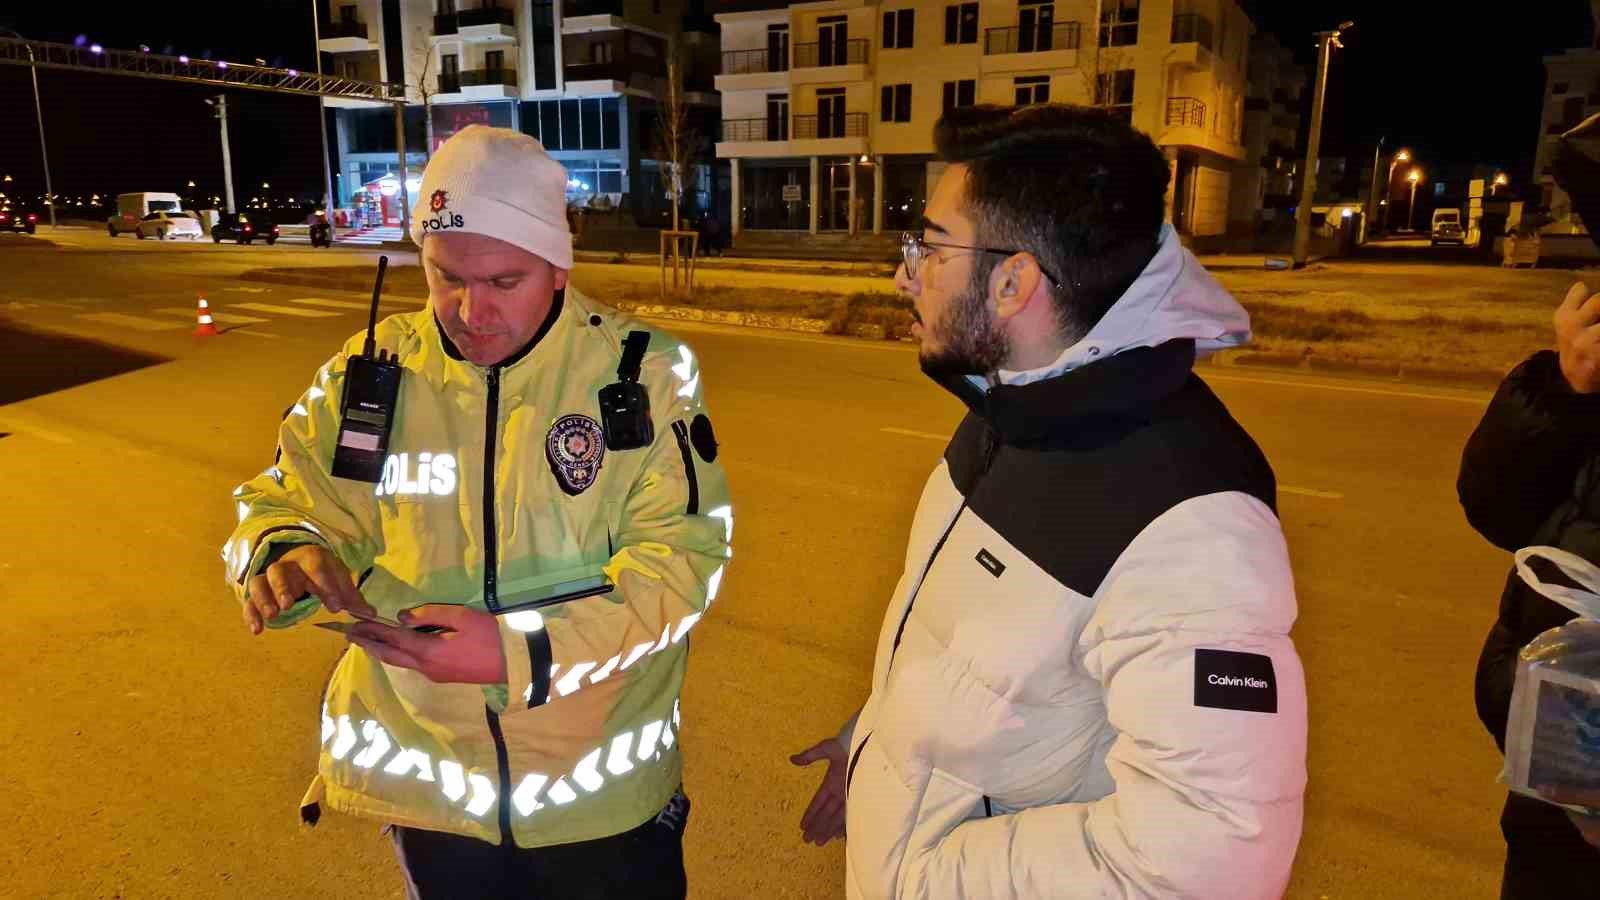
[485,50,504,72]
[881,84,912,122]
[767,93,790,141]
[1018,2,1055,53]
[942,79,975,113]
[817,87,846,138]
[592,41,614,63]
[1100,0,1138,47]
[340,5,358,23]
[945,3,978,45]
[560,98,581,147]
[1014,75,1050,106]
[581,98,602,150]
[883,9,915,49]
[439,0,455,13]
[341,58,364,79]
[1096,69,1135,120]
[441,53,459,75]
[768,24,790,72]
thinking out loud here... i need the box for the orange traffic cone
[194,295,218,337]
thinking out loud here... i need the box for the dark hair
[934,104,1170,338]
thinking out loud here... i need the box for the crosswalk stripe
[155,306,271,324]
[289,296,423,311]
[76,312,184,332]
[232,302,343,318]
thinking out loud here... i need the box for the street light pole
[1,30,57,228]
[1292,21,1352,269]
[310,0,340,240]
[1365,137,1383,244]
[211,95,237,213]
[1407,169,1422,232]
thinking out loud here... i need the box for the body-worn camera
[600,330,654,451]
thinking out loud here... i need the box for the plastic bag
[1503,546,1600,812]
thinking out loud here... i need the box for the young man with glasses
[790,104,1308,898]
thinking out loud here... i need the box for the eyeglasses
[900,231,1065,291]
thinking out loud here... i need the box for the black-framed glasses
[900,231,1065,291]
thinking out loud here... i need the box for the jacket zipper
[849,426,1000,794]
[480,364,515,845]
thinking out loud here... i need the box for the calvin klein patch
[975,548,1006,578]
[1193,648,1278,714]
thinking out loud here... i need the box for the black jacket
[1458,349,1600,861]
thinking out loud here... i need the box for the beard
[917,261,1010,380]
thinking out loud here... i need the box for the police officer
[222,126,732,898]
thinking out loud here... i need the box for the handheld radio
[332,256,402,482]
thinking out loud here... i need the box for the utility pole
[210,95,237,213]
[310,0,340,239]
[1292,21,1352,269]
[1365,137,1383,244]
[1,29,56,228]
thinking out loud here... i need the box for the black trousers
[392,791,688,900]
[1499,794,1600,899]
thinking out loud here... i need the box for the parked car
[211,214,280,245]
[0,208,39,234]
[108,191,183,236]
[135,211,204,241]
[1431,209,1465,246]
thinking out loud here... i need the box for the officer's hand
[1540,784,1600,850]
[346,605,508,685]
[790,737,848,846]
[243,544,374,635]
[1554,282,1600,394]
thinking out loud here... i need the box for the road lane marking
[882,427,1344,500]
[1202,371,1488,406]
[881,427,949,442]
[1280,486,1343,500]
[289,296,424,311]
[223,286,270,293]
[75,312,183,332]
[232,328,284,339]
[232,302,342,318]
[155,306,271,324]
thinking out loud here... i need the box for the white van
[1431,208,1464,246]
[108,192,184,237]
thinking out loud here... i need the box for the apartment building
[316,0,718,226]
[1228,30,1304,235]
[1535,39,1600,236]
[713,0,1251,245]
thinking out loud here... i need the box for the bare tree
[417,52,436,162]
[653,50,696,233]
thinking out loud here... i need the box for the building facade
[316,0,718,226]
[713,0,1251,243]
[1228,30,1303,236]
[1535,42,1600,236]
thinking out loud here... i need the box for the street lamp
[1407,168,1423,232]
[1493,172,1509,196]
[1375,148,1410,235]
[1292,20,1355,268]
[0,30,58,228]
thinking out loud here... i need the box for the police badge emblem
[546,414,606,495]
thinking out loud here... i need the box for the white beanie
[409,125,573,270]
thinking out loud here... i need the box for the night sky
[0,2,1593,206]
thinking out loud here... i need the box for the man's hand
[1554,282,1600,394]
[791,737,848,846]
[243,544,375,635]
[1539,784,1600,850]
[346,605,508,685]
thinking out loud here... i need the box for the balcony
[793,112,866,139]
[794,39,867,68]
[714,112,868,159]
[562,0,624,33]
[790,38,869,86]
[437,67,519,99]
[434,7,517,42]
[1170,13,1214,49]
[716,47,790,93]
[980,21,1081,74]
[1166,97,1206,128]
[984,22,1080,55]
[564,57,664,93]
[321,18,376,52]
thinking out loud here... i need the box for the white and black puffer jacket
[843,226,1308,899]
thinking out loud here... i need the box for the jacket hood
[992,223,1250,387]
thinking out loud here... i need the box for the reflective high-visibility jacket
[222,286,732,849]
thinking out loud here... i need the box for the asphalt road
[0,232,1521,898]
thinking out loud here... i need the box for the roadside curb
[1204,349,1506,388]
[233,268,1510,388]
